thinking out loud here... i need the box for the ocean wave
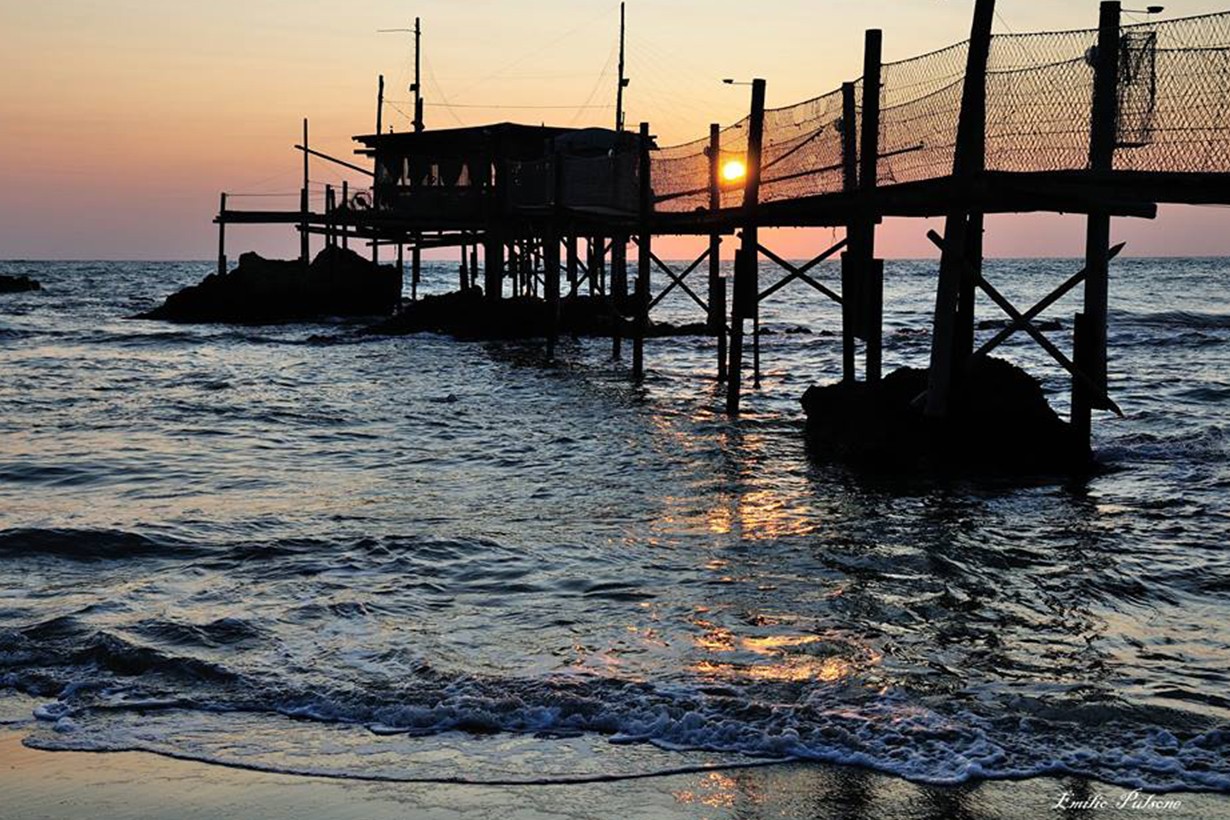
[1114,309,1230,331]
[0,528,194,561]
[7,665,1229,791]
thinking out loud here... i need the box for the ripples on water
[1,258,1229,791]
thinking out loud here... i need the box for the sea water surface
[1,256,1229,792]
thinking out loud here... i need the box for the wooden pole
[1074,0,1122,446]
[611,234,627,358]
[925,0,994,419]
[858,33,883,384]
[840,82,858,383]
[615,3,627,133]
[330,185,339,247]
[470,245,479,288]
[341,181,349,251]
[376,75,384,136]
[484,234,504,301]
[726,78,766,415]
[217,193,228,276]
[633,122,651,380]
[413,18,424,132]
[566,234,579,297]
[301,118,310,265]
[956,212,984,362]
[708,123,726,381]
[397,242,405,298]
[587,237,598,295]
[412,238,421,301]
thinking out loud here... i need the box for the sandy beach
[2,729,1226,819]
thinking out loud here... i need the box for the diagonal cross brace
[926,230,1123,418]
[626,237,711,314]
[649,248,709,312]
[757,241,846,304]
[975,242,1126,358]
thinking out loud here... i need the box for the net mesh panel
[1115,12,1230,172]
[758,88,847,203]
[648,10,1230,213]
[877,42,969,186]
[984,29,1099,173]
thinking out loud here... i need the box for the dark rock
[136,246,400,323]
[800,356,1089,474]
[977,317,1063,332]
[0,275,41,294]
[366,290,712,340]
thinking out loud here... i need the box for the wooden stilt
[925,0,994,418]
[470,245,479,289]
[566,234,579,298]
[707,123,727,381]
[341,181,349,251]
[397,242,405,300]
[301,118,310,265]
[611,235,628,358]
[412,239,421,301]
[726,78,766,415]
[633,122,651,380]
[956,212,984,363]
[1075,0,1122,446]
[217,193,228,276]
[484,233,504,301]
[859,34,884,384]
[840,82,858,383]
[546,229,561,360]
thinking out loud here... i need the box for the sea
[1,256,1228,793]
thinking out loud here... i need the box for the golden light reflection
[688,620,883,684]
[706,489,818,541]
[693,656,852,683]
[673,772,742,809]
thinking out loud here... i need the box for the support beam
[975,243,1125,358]
[707,122,727,381]
[633,122,652,380]
[611,235,628,358]
[217,193,227,276]
[376,75,384,136]
[925,0,995,418]
[300,118,310,265]
[546,231,562,360]
[840,81,858,383]
[926,230,1123,418]
[647,247,710,312]
[1074,0,1122,446]
[484,233,504,301]
[566,234,579,300]
[341,181,349,250]
[726,78,766,415]
[757,241,846,303]
[411,238,421,301]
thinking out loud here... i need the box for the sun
[721,159,746,183]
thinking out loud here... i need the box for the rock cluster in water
[366,288,709,340]
[137,247,401,323]
[0,275,41,294]
[801,356,1089,473]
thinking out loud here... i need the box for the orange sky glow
[4,0,1230,260]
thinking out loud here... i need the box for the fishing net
[649,10,1230,213]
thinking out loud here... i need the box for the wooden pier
[215,1,1230,448]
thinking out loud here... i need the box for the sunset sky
[4,0,1230,260]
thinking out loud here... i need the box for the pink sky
[3,1,1230,261]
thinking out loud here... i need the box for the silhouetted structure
[213,1,1230,457]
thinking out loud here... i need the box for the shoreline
[3,729,1227,819]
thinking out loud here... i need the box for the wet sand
[2,729,1226,819]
